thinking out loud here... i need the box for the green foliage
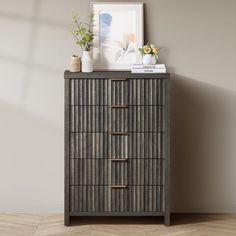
[70,11,95,51]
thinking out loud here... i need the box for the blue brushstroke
[99,13,112,42]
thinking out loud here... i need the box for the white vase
[142,54,157,65]
[69,56,81,72]
[81,51,93,72]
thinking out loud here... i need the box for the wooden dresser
[64,71,171,226]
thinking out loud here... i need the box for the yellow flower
[153,47,159,55]
[143,46,151,54]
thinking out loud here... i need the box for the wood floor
[0,213,236,236]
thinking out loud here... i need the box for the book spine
[131,68,166,73]
[132,64,166,69]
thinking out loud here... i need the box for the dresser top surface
[64,71,170,79]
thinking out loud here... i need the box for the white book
[132,64,166,69]
[131,68,167,73]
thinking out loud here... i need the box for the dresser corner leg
[164,212,170,226]
[65,215,70,226]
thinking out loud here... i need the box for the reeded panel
[70,106,109,132]
[128,159,165,185]
[128,79,166,105]
[70,133,108,158]
[70,186,165,212]
[70,79,110,105]
[70,78,167,106]
[70,186,108,212]
[110,80,128,105]
[70,106,166,132]
[70,159,109,185]
[128,106,166,132]
[128,133,166,158]
[109,135,128,159]
[70,159,165,186]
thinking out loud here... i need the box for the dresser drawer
[70,159,165,186]
[70,105,166,132]
[70,133,109,159]
[70,159,109,185]
[70,78,167,106]
[128,133,166,158]
[128,159,166,185]
[128,106,166,132]
[70,79,109,105]
[128,79,166,105]
[70,132,166,159]
[70,106,109,132]
[70,159,128,186]
[70,186,165,212]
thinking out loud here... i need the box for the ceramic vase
[142,54,157,65]
[69,56,81,72]
[81,51,93,72]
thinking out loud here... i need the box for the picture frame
[92,2,144,71]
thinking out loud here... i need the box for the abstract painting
[92,3,143,70]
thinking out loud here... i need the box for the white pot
[81,51,93,72]
[69,56,81,72]
[142,54,157,65]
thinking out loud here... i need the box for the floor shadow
[70,216,164,226]
[69,213,235,226]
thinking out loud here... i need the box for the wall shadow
[171,74,236,212]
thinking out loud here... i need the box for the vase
[69,56,81,72]
[142,54,157,65]
[81,51,93,72]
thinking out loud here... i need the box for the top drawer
[70,78,167,105]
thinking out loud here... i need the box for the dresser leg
[164,212,170,226]
[65,214,70,226]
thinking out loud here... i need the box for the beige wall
[0,0,235,212]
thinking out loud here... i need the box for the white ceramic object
[142,54,157,65]
[69,56,81,72]
[81,51,93,72]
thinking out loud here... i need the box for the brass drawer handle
[111,158,128,162]
[110,132,128,135]
[111,105,128,108]
[110,78,127,81]
[108,185,127,189]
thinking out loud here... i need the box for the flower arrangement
[138,43,160,56]
[70,11,95,51]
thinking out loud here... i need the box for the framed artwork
[92,2,144,71]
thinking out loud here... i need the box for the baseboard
[0,204,63,213]
[172,205,236,213]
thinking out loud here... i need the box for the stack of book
[131,64,166,73]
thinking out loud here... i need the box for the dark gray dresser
[64,71,171,226]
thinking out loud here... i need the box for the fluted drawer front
[70,133,109,159]
[70,159,165,186]
[127,159,166,185]
[110,135,128,159]
[70,105,166,132]
[128,106,166,132]
[128,79,166,105]
[70,133,166,159]
[70,186,165,212]
[70,159,109,185]
[70,106,109,132]
[70,79,110,105]
[128,133,166,159]
[70,78,166,106]
[110,80,128,105]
